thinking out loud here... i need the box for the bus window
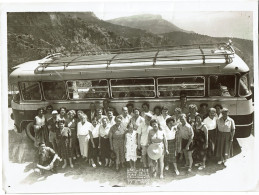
[110,78,155,98]
[239,74,250,96]
[67,80,109,99]
[42,81,67,100]
[209,75,236,97]
[20,82,41,100]
[157,77,205,97]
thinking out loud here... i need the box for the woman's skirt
[113,138,125,164]
[100,137,111,159]
[181,138,194,151]
[216,131,233,160]
[89,137,100,160]
[165,139,176,163]
[207,129,216,156]
[78,135,89,158]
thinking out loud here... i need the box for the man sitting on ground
[34,142,61,175]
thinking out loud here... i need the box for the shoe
[98,161,102,166]
[195,162,202,167]
[175,169,180,175]
[77,154,80,158]
[187,168,192,172]
[70,164,74,168]
[92,163,96,168]
[160,175,164,179]
[217,161,223,165]
[62,164,67,169]
[198,165,205,170]
[153,172,157,178]
[73,157,76,160]
[165,166,169,171]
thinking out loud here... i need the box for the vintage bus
[9,41,253,141]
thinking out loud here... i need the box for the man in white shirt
[137,113,153,168]
[203,108,217,157]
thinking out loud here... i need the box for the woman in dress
[141,102,153,118]
[107,109,116,126]
[89,117,102,167]
[34,108,48,147]
[99,117,112,167]
[57,107,67,121]
[66,110,80,160]
[193,114,208,170]
[148,119,168,179]
[110,115,126,171]
[164,117,180,175]
[77,114,93,161]
[58,120,74,168]
[156,106,171,130]
[125,123,137,169]
[130,108,145,131]
[178,114,194,172]
[44,105,53,121]
[187,104,199,127]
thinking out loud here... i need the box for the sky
[0,0,256,40]
[91,1,254,40]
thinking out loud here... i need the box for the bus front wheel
[25,122,35,142]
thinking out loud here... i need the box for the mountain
[7,12,253,83]
[107,14,191,34]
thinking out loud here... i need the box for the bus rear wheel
[25,122,35,142]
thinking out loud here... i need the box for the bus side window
[209,75,236,97]
[42,81,67,100]
[20,82,41,101]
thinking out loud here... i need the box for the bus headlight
[13,124,18,133]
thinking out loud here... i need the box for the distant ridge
[107,14,192,34]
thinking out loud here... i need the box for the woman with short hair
[66,110,80,159]
[34,107,48,147]
[153,106,162,120]
[99,116,112,167]
[193,114,208,170]
[148,119,168,179]
[109,115,126,171]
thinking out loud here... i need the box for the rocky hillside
[107,14,191,34]
[8,12,253,82]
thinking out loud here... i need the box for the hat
[110,150,116,161]
[147,143,163,160]
[145,112,153,118]
[52,110,58,114]
[222,107,229,112]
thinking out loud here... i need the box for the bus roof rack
[35,40,235,73]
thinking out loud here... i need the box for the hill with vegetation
[7,12,253,82]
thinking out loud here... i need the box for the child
[125,123,137,169]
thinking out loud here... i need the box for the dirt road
[3,108,259,193]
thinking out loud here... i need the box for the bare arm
[89,131,95,148]
[203,125,208,148]
[109,128,113,150]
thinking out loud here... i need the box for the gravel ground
[3,108,259,193]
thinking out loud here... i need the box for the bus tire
[25,122,35,142]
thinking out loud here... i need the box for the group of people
[34,92,235,179]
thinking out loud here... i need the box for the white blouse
[77,121,93,136]
[91,124,100,138]
[99,124,111,138]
